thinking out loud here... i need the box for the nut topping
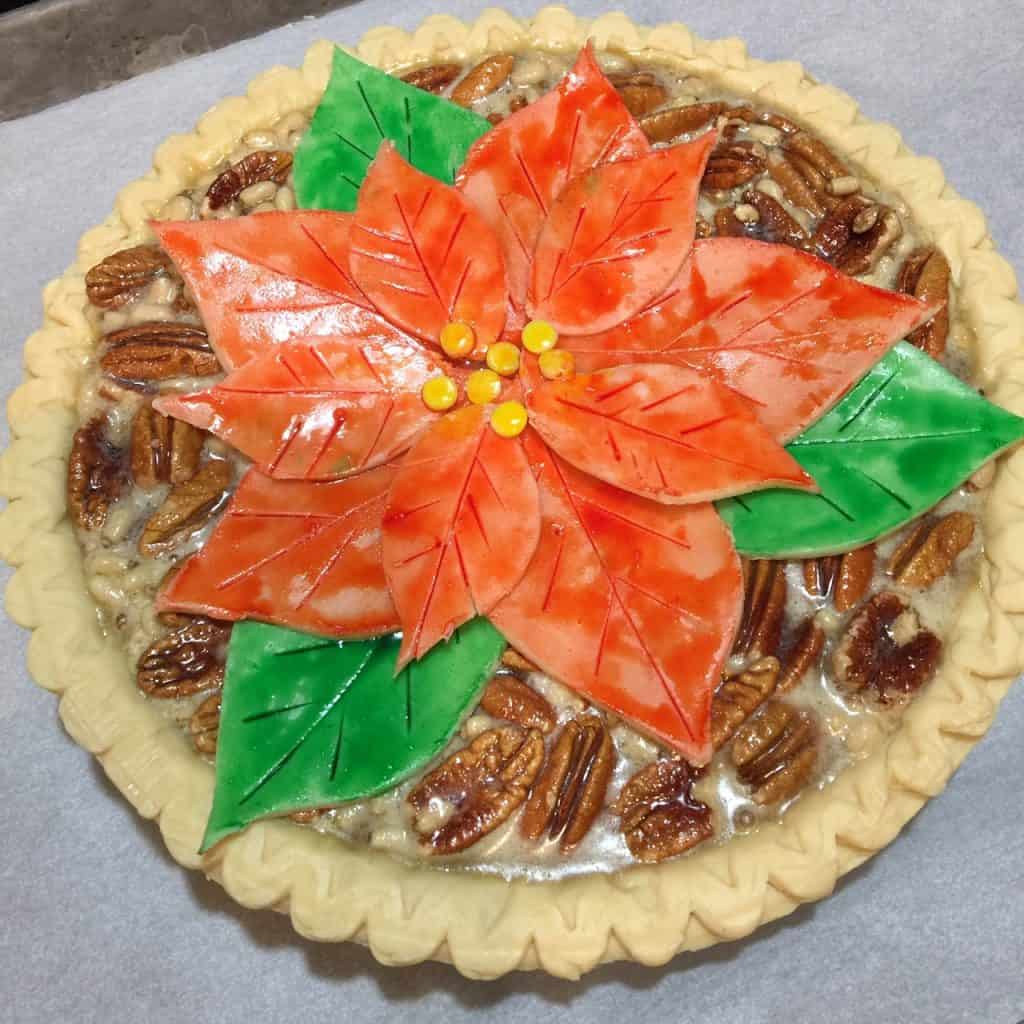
[741,189,809,249]
[616,759,713,863]
[206,150,293,210]
[733,559,787,659]
[500,648,540,673]
[85,245,173,309]
[480,673,556,733]
[702,140,767,191]
[803,545,875,612]
[520,715,615,852]
[400,63,462,94]
[722,104,800,135]
[765,150,826,218]
[137,618,230,699]
[407,726,544,854]
[139,459,232,555]
[189,691,222,754]
[810,194,872,262]
[130,406,203,489]
[100,323,220,386]
[835,208,902,277]
[639,101,725,143]
[783,131,849,182]
[609,71,668,117]
[731,701,818,805]
[897,247,951,359]
[450,55,514,107]
[714,206,748,238]
[776,618,826,694]
[887,512,974,590]
[67,420,126,531]
[833,592,942,702]
[711,656,779,749]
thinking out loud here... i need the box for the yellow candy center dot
[466,369,502,405]
[522,319,558,354]
[439,321,476,358]
[485,340,521,377]
[421,374,458,412]
[538,348,576,381]
[490,400,528,438]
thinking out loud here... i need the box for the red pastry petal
[527,362,814,503]
[529,133,717,334]
[155,332,442,480]
[153,211,378,369]
[491,432,742,764]
[349,143,507,357]
[570,238,940,441]
[382,404,540,669]
[457,43,649,311]
[158,465,399,637]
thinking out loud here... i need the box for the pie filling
[67,46,1000,879]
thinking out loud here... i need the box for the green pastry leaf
[201,618,505,851]
[294,47,491,211]
[717,342,1024,557]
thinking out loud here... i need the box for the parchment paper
[0,2,1021,1021]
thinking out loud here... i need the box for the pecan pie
[3,9,1023,980]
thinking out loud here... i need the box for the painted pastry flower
[153,48,935,763]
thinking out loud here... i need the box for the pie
[5,8,1024,979]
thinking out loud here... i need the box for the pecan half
[765,150,826,218]
[616,759,713,863]
[711,656,779,749]
[733,560,787,659]
[480,673,556,733]
[897,247,951,359]
[776,617,826,694]
[450,55,514,107]
[639,101,725,143]
[714,207,748,238]
[85,245,173,309]
[803,545,874,612]
[130,406,203,489]
[100,323,220,386]
[836,208,902,276]
[207,150,293,209]
[400,63,462,93]
[137,618,230,698]
[810,194,872,262]
[501,648,540,674]
[887,512,974,590]
[741,189,809,249]
[722,104,800,135]
[732,701,818,805]
[139,459,232,555]
[67,420,126,530]
[408,726,544,854]
[702,141,767,191]
[521,716,615,852]
[189,691,222,754]
[833,592,942,702]
[783,131,849,182]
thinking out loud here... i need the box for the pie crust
[5,6,1024,979]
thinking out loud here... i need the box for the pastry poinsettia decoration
[146,47,1024,847]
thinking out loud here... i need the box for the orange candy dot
[439,321,476,358]
[522,320,558,354]
[466,369,502,405]
[485,341,521,377]
[421,375,459,411]
[490,400,528,438]
[538,349,576,381]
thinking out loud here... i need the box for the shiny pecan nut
[85,245,173,309]
[783,130,849,182]
[741,189,809,249]
[836,208,902,277]
[67,420,126,531]
[609,72,669,118]
[732,700,818,805]
[722,104,800,135]
[500,648,540,673]
[776,617,826,694]
[137,618,230,699]
[206,150,293,209]
[480,673,556,733]
[639,101,725,143]
[450,55,514,107]
[833,592,942,702]
[695,214,713,239]
[887,512,974,590]
[765,150,827,218]
[897,247,951,359]
[810,194,873,262]
[733,559,787,660]
[803,545,875,612]
[714,206,749,238]
[100,323,220,386]
[189,691,222,754]
[400,62,463,93]
[408,726,544,854]
[616,758,713,863]
[139,459,232,555]
[130,406,203,489]
[702,141,767,191]
[711,656,780,749]
[520,715,615,852]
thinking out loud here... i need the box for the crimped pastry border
[3,5,1024,980]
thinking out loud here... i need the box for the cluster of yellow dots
[422,320,575,437]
